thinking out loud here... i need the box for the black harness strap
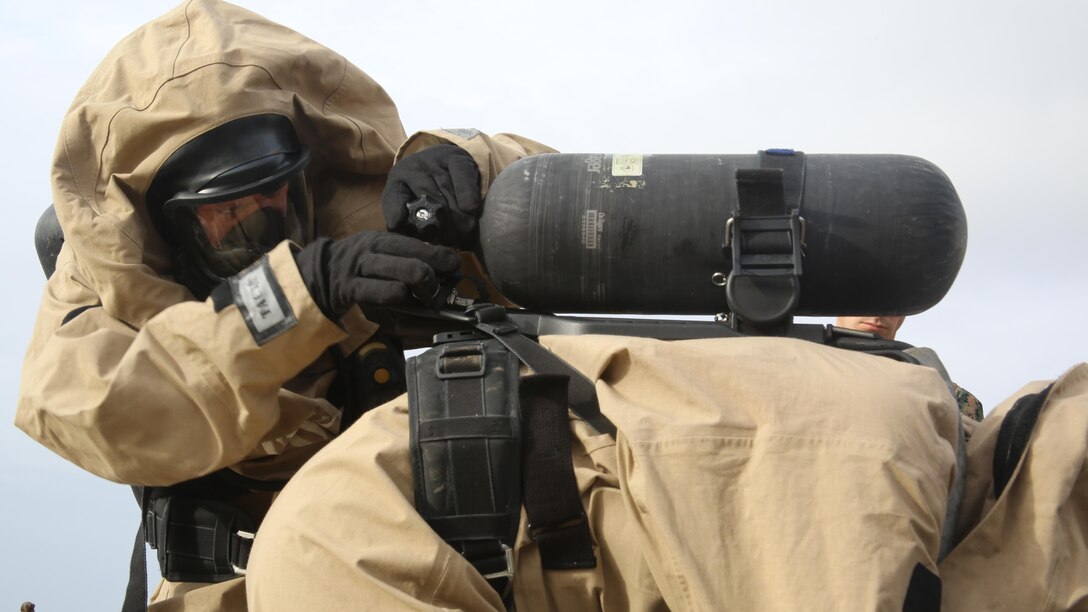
[993,383,1054,499]
[463,306,608,571]
[520,374,595,569]
[121,486,151,612]
[760,148,806,211]
[902,562,942,612]
[62,305,98,326]
[468,304,617,438]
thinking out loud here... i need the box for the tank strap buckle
[718,151,807,332]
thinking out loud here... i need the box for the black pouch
[408,334,523,584]
[145,494,256,583]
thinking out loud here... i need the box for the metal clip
[231,530,255,575]
[480,544,515,581]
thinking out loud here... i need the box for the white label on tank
[582,210,605,250]
[611,154,643,176]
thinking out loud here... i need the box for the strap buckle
[143,507,160,550]
[435,342,488,379]
[480,543,516,581]
[528,511,597,570]
[528,511,589,541]
[718,163,806,331]
[231,529,255,575]
[467,303,518,335]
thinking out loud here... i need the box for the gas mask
[146,114,312,296]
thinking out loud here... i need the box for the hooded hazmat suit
[15,0,551,608]
[245,336,1088,611]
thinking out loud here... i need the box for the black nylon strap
[418,415,516,441]
[520,374,596,570]
[467,543,513,579]
[759,149,806,212]
[469,305,616,438]
[427,514,511,541]
[121,486,150,612]
[62,304,98,326]
[993,383,1054,499]
[735,167,788,217]
[732,169,794,265]
[730,150,806,263]
[902,562,942,612]
[447,374,494,519]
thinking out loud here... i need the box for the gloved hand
[294,231,460,320]
[381,144,482,248]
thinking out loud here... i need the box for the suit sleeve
[396,128,558,194]
[15,242,347,486]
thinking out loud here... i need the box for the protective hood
[51,0,407,326]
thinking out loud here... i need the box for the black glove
[382,144,482,248]
[295,232,460,320]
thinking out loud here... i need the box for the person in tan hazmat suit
[246,348,1088,611]
[835,315,984,424]
[14,1,553,610]
[246,152,1088,608]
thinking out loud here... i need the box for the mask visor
[166,173,309,281]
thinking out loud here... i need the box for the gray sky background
[2,0,1085,609]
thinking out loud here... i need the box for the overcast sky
[2,0,1086,609]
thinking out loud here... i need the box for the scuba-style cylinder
[477,152,967,316]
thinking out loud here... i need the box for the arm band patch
[229,256,297,346]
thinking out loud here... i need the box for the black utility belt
[144,494,256,583]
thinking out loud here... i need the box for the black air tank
[478,152,967,316]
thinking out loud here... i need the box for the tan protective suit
[940,364,1088,610]
[247,335,1088,610]
[15,1,551,609]
[248,335,973,611]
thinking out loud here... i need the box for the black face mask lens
[145,115,314,295]
[201,205,288,278]
[168,174,308,282]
